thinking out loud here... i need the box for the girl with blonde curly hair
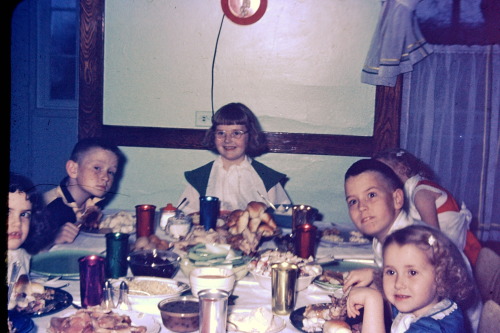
[346,225,478,333]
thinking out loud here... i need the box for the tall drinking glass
[79,255,106,308]
[135,204,156,237]
[105,232,130,278]
[199,196,219,231]
[292,204,316,231]
[271,262,298,315]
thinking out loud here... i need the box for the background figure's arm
[54,222,79,245]
[343,268,376,291]
[413,189,440,228]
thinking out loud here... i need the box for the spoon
[176,197,188,211]
[256,191,277,210]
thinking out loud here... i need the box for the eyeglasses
[215,130,248,140]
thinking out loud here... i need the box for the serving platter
[50,309,161,333]
[31,250,102,279]
[11,287,73,318]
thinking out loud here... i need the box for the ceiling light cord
[211,14,225,116]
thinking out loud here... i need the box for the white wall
[102,0,381,226]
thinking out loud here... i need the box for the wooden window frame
[79,0,401,156]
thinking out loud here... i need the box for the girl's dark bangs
[214,110,248,126]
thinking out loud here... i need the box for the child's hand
[347,287,385,333]
[54,222,80,244]
[343,268,375,291]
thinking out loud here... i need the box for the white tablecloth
[31,219,374,332]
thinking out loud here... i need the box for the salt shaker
[116,281,132,311]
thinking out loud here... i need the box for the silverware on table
[257,191,277,210]
[176,197,188,211]
[8,261,21,301]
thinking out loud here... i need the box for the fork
[340,285,352,303]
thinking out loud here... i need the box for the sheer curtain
[400,44,500,242]
[361,0,433,87]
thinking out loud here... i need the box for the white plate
[48,308,161,333]
[319,239,371,247]
[80,230,107,238]
[227,308,286,333]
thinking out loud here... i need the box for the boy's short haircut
[344,158,404,191]
[70,137,123,164]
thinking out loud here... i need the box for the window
[37,0,78,109]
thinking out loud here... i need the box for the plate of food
[313,270,346,294]
[9,275,73,318]
[47,308,161,333]
[31,250,101,279]
[227,307,286,333]
[248,249,323,291]
[320,228,371,247]
[290,300,361,333]
[80,209,136,236]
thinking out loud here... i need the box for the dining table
[27,214,375,333]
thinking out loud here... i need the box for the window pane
[51,11,77,55]
[50,56,76,100]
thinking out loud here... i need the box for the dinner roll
[248,217,262,233]
[227,209,243,227]
[257,224,275,237]
[323,320,352,333]
[260,212,277,229]
[246,201,267,219]
[14,275,45,296]
[235,210,250,233]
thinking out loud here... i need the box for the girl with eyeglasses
[178,102,291,213]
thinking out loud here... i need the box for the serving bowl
[110,276,189,314]
[180,244,252,280]
[127,249,180,278]
[158,295,200,333]
[189,267,236,297]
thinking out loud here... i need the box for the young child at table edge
[8,173,53,282]
[342,158,481,332]
[43,137,124,245]
[373,148,481,266]
[347,225,478,333]
[178,102,291,213]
